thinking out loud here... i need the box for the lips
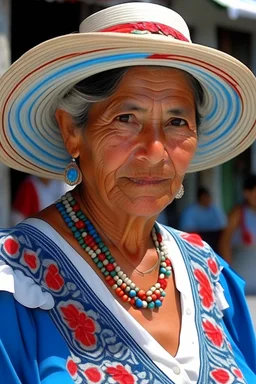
[128,177,168,185]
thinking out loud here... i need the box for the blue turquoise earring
[64,157,82,186]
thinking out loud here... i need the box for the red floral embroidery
[23,250,38,270]
[207,258,218,275]
[202,319,224,347]
[3,237,19,256]
[45,263,64,291]
[106,365,135,384]
[232,367,243,379]
[84,367,102,382]
[194,268,214,309]
[181,233,204,247]
[210,368,232,383]
[67,359,78,377]
[60,304,97,347]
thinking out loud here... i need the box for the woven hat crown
[79,2,191,42]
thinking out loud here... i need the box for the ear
[55,109,81,158]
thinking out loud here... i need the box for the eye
[169,118,188,127]
[116,114,134,123]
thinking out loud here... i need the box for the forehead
[114,66,194,96]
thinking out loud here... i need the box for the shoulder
[0,225,54,310]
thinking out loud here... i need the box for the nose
[135,134,167,165]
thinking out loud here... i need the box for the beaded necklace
[56,192,172,310]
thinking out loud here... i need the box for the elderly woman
[0,3,255,384]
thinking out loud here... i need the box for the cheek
[166,137,197,172]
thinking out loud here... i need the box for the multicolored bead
[56,192,172,310]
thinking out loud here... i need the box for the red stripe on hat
[100,22,190,42]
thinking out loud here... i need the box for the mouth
[128,177,169,185]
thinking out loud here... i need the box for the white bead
[91,253,97,258]
[161,262,167,267]
[113,262,117,267]
[96,249,101,254]
[117,271,123,277]
[62,199,68,205]
[122,274,127,280]
[151,286,156,292]
[124,277,129,284]
[161,256,165,261]
[160,288,163,292]
[115,266,121,272]
[159,273,165,279]
[66,192,72,197]
[117,279,123,286]
[166,266,172,271]
[130,283,136,289]
[112,284,118,290]
[88,250,93,255]
[74,218,79,223]
[135,287,139,292]
[155,283,161,289]
[113,276,119,281]
[103,260,109,266]
[67,196,73,202]
[146,290,153,296]
[82,232,87,237]
[85,246,90,252]
[125,286,130,292]
[147,296,152,302]
[142,301,148,308]
[126,279,132,286]
[66,207,72,213]
[61,195,66,201]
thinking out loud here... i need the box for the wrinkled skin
[56,67,198,251]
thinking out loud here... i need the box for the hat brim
[0,32,255,179]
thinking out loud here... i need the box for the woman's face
[68,67,198,216]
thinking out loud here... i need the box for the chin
[121,197,168,218]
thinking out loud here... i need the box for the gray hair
[56,66,205,130]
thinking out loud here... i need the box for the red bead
[98,253,106,261]
[160,296,164,302]
[116,288,124,297]
[106,264,115,272]
[75,220,85,229]
[107,278,115,286]
[121,295,129,302]
[105,275,111,281]
[157,233,162,242]
[130,298,135,306]
[165,259,171,266]
[137,290,145,299]
[121,283,127,290]
[155,290,161,299]
[151,294,157,301]
[158,278,168,290]
[73,204,80,212]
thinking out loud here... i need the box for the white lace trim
[0,260,54,310]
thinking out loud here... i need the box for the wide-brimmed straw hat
[0,2,255,179]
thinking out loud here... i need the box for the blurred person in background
[179,186,227,252]
[11,175,71,225]
[219,174,256,294]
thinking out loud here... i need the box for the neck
[73,186,157,262]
